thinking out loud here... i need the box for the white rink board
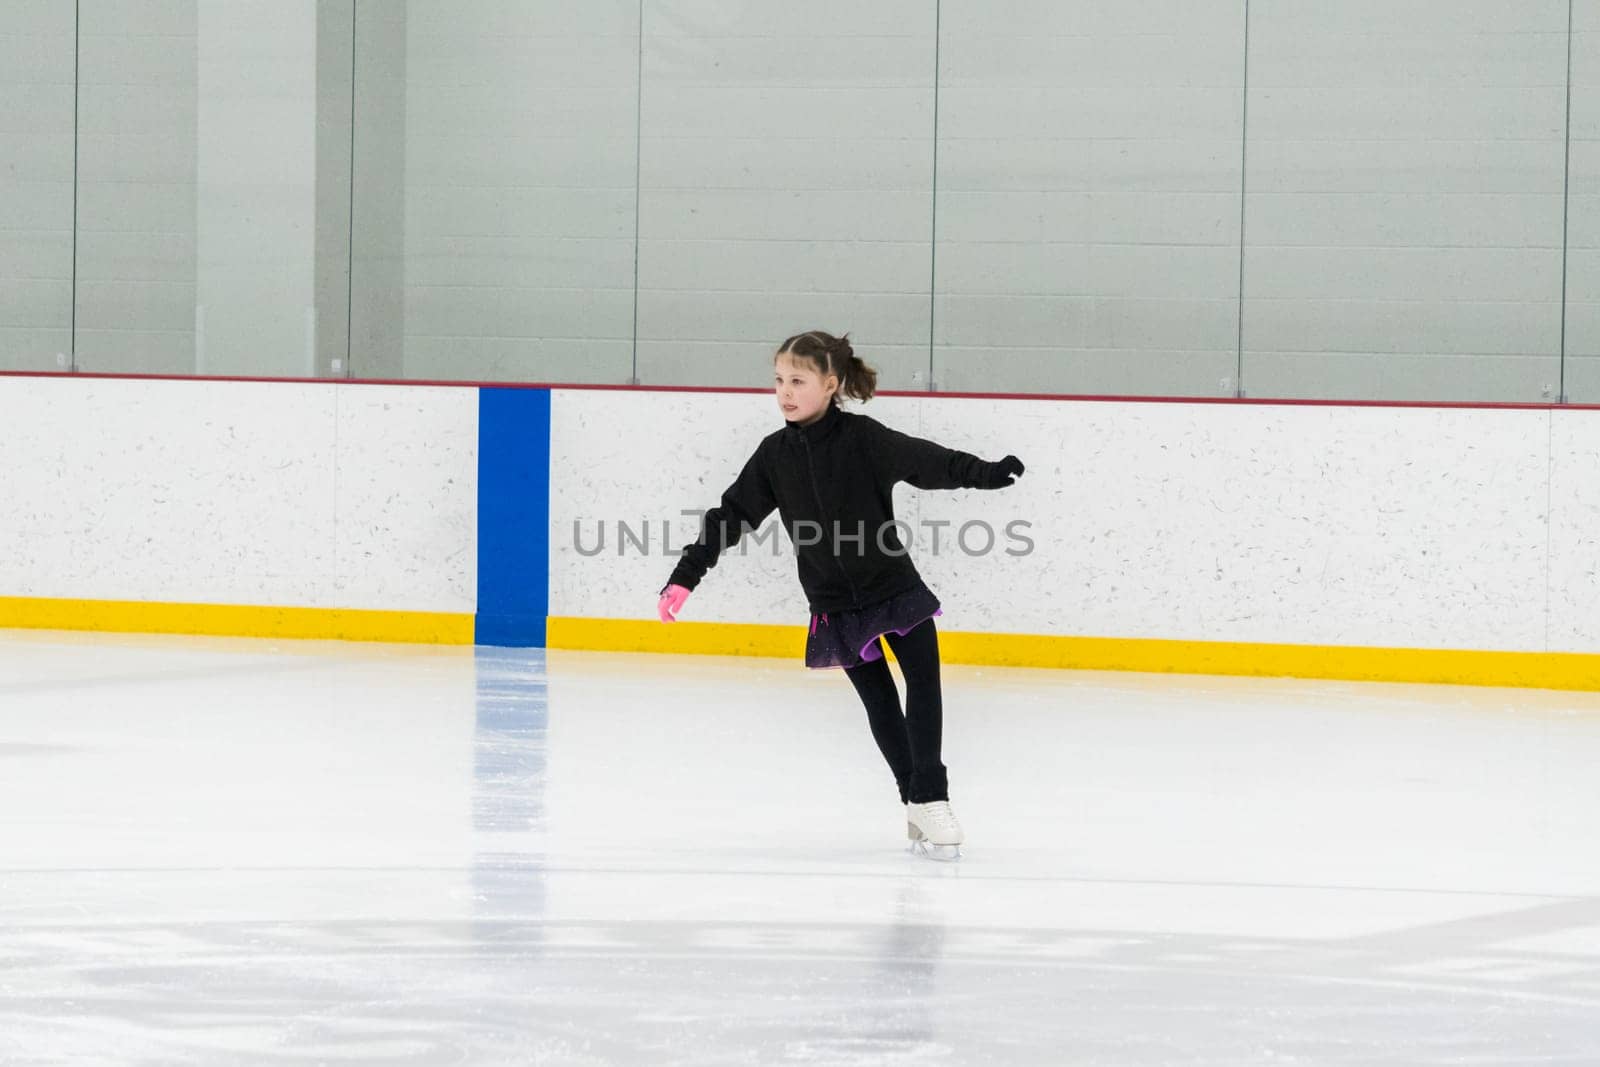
[552,389,1577,653]
[548,389,936,626]
[0,377,478,613]
[2,376,1596,655]
[332,385,478,613]
[1548,410,1600,654]
[549,389,799,625]
[917,400,1550,650]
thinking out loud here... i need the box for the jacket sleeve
[664,446,778,592]
[866,417,988,491]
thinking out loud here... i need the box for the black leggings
[843,617,948,804]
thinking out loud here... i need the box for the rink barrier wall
[6,372,1600,691]
[544,387,1600,691]
[0,375,482,645]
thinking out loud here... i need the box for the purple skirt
[804,583,943,670]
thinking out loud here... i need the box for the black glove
[977,454,1025,489]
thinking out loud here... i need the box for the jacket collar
[784,399,846,442]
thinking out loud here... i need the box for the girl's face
[774,352,838,425]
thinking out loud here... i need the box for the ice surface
[4,629,1600,1063]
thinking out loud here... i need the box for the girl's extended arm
[866,419,1024,491]
[662,448,778,594]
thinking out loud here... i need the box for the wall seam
[1560,0,1574,402]
[70,0,80,372]
[345,0,356,378]
[927,0,941,392]
[1234,0,1250,398]
[630,0,644,385]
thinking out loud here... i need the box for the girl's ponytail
[834,334,878,403]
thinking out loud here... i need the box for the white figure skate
[906,800,963,860]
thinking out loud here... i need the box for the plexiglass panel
[349,0,638,383]
[4,0,1599,401]
[1,0,75,372]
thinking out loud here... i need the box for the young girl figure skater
[656,330,1024,858]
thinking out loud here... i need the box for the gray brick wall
[633,0,936,391]
[933,0,1245,396]
[392,0,638,383]
[0,0,74,372]
[74,0,197,374]
[349,0,406,380]
[7,0,1600,400]
[1242,0,1568,401]
[1568,0,1600,402]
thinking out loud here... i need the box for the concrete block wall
[6,2,1600,402]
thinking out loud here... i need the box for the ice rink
[4,628,1600,1064]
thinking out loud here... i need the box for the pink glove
[658,583,691,623]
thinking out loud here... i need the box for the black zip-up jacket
[665,401,1012,614]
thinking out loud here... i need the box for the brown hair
[776,330,878,405]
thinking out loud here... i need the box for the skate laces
[920,801,957,828]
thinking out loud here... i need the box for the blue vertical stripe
[476,388,551,646]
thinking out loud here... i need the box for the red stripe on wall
[0,369,1595,411]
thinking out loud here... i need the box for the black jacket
[665,401,1012,614]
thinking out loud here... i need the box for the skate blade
[908,837,962,862]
